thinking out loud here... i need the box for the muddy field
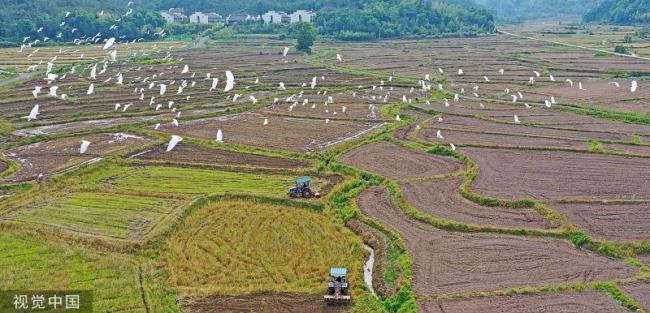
[132,144,310,169]
[339,141,462,180]
[401,177,556,229]
[461,148,650,200]
[183,293,347,313]
[422,291,629,313]
[551,202,650,242]
[157,112,384,153]
[357,187,637,298]
[2,133,152,182]
[419,128,588,149]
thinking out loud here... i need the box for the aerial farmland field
[2,1,650,312]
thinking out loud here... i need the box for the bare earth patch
[339,141,461,180]
[158,112,383,153]
[421,291,629,313]
[419,128,588,149]
[183,293,346,313]
[551,202,650,242]
[2,133,152,182]
[358,187,637,298]
[461,147,650,200]
[401,177,557,229]
[132,144,310,169]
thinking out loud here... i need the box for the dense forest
[0,0,165,46]
[449,0,586,24]
[0,0,495,45]
[583,0,650,25]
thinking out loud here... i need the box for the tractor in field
[288,177,320,199]
[324,267,351,305]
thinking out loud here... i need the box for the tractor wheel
[289,192,298,198]
[302,189,313,198]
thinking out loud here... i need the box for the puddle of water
[363,244,377,297]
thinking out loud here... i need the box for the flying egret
[566,79,573,87]
[610,82,620,88]
[534,71,540,77]
[80,141,91,154]
[224,70,235,92]
[166,135,183,152]
[24,105,40,121]
[103,37,115,50]
[32,86,42,98]
[210,78,219,91]
[181,64,189,74]
[172,119,179,127]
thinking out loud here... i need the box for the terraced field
[2,23,650,313]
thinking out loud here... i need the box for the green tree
[293,22,316,53]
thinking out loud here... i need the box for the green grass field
[0,228,147,312]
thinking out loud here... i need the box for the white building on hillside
[290,10,316,24]
[190,12,223,24]
[160,10,187,24]
[262,11,289,24]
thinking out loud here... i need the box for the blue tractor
[324,267,350,305]
[288,177,320,199]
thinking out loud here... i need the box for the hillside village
[160,8,316,26]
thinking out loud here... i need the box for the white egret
[24,105,40,121]
[80,141,91,154]
[166,135,183,152]
[224,70,235,92]
[216,129,223,142]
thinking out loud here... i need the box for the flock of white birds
[12,2,643,157]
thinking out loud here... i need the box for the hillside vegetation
[0,0,495,45]
[583,0,650,25]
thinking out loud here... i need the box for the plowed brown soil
[357,187,637,298]
[421,291,629,313]
[551,202,650,242]
[419,128,588,149]
[133,144,310,169]
[158,112,383,153]
[2,133,152,182]
[183,293,347,313]
[461,148,650,200]
[401,177,557,229]
[339,142,461,180]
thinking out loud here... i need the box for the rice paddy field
[2,19,650,313]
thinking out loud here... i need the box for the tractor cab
[288,177,320,199]
[324,267,350,305]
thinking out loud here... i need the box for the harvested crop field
[418,128,588,149]
[357,187,637,297]
[421,291,629,313]
[132,144,310,169]
[621,280,650,312]
[401,178,557,229]
[2,133,153,182]
[461,148,650,200]
[183,293,347,313]
[164,198,362,295]
[550,202,650,242]
[157,112,384,152]
[339,141,462,180]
